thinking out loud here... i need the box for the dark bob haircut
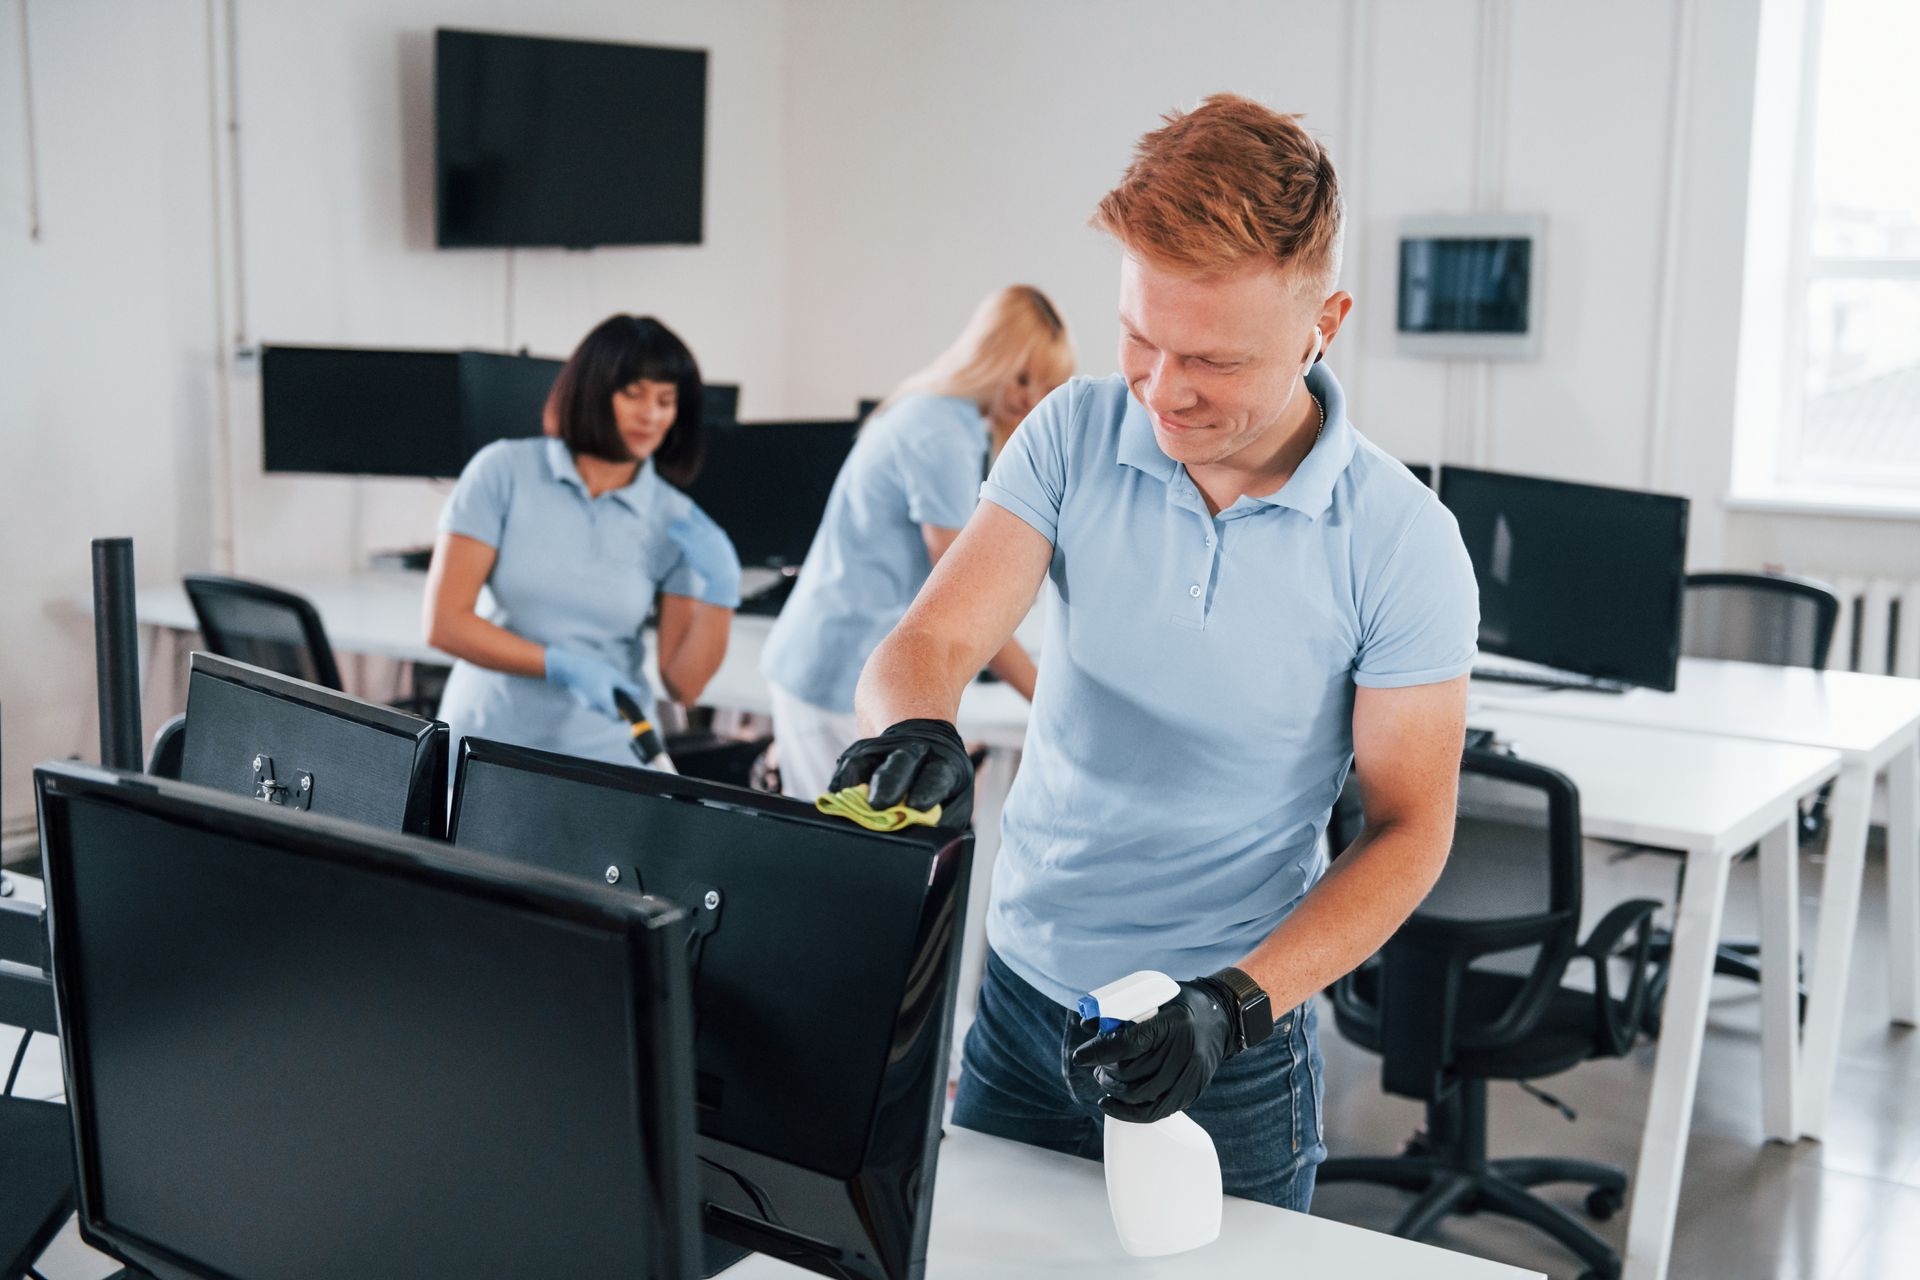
[547,314,705,485]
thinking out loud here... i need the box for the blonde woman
[761,285,1075,799]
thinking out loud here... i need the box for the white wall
[0,0,218,829]
[779,0,1349,413]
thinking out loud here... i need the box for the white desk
[28,1125,1540,1280]
[731,1127,1541,1279]
[1475,657,1920,1140]
[1469,711,1839,1280]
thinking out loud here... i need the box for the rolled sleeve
[438,440,515,547]
[1354,499,1480,688]
[979,382,1072,544]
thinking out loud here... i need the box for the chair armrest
[0,899,47,972]
[1579,897,1662,1056]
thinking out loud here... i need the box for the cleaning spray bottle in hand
[1078,971,1224,1256]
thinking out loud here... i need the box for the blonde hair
[1093,94,1343,292]
[887,285,1075,412]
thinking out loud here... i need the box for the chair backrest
[1681,570,1840,671]
[182,575,343,690]
[147,712,187,780]
[1333,749,1584,1101]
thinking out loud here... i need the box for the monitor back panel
[180,664,440,835]
[40,771,697,1280]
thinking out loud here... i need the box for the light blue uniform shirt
[980,367,1479,1007]
[435,438,710,769]
[762,394,990,712]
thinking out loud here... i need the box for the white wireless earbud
[1306,327,1324,368]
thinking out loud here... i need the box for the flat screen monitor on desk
[35,760,702,1280]
[1440,466,1690,692]
[448,737,974,1280]
[678,419,859,571]
[260,345,559,478]
[179,652,449,837]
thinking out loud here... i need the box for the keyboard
[1471,664,1626,694]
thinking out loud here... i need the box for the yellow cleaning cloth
[815,783,943,832]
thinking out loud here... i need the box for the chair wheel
[1585,1186,1624,1221]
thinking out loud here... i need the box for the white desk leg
[1625,846,1729,1280]
[948,747,1017,1080]
[1886,738,1920,1025]
[1799,761,1875,1140]
[1757,816,1801,1141]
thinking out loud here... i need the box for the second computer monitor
[178,652,448,836]
[36,760,701,1280]
[1439,466,1690,691]
[678,419,859,570]
[448,737,973,1280]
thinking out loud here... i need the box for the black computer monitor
[260,345,559,478]
[702,383,739,425]
[179,653,448,837]
[35,760,701,1280]
[1439,466,1690,692]
[447,737,973,1280]
[1404,462,1434,489]
[678,419,859,569]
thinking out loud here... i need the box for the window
[1782,0,1920,489]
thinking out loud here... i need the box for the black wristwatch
[1209,965,1275,1056]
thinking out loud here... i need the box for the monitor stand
[1470,661,1628,694]
[735,570,799,618]
[368,546,435,572]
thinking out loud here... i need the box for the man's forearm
[1234,817,1452,1012]
[853,622,976,734]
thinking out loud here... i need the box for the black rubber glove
[1070,976,1237,1124]
[827,718,974,829]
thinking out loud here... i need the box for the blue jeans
[952,950,1326,1212]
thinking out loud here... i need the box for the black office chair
[148,712,187,781]
[183,574,345,690]
[1,901,73,1280]
[1638,571,1841,1031]
[1320,750,1660,1280]
[182,574,443,716]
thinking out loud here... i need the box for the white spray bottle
[1078,971,1224,1256]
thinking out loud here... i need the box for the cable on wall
[504,246,516,350]
[17,0,41,242]
[204,0,237,571]
[1644,0,1697,491]
[224,0,247,343]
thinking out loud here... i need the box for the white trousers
[769,682,862,801]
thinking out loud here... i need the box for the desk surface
[1474,657,1920,762]
[1471,709,1841,855]
[29,1125,1540,1280]
[126,571,1038,750]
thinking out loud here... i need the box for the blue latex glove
[544,646,648,720]
[666,506,743,608]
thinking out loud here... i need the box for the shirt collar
[1113,362,1356,520]
[544,436,658,512]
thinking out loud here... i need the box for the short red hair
[1093,94,1343,289]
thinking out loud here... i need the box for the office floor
[1312,826,1918,1280]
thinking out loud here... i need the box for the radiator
[1809,573,1920,678]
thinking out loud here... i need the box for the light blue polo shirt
[434,437,712,769]
[981,367,1479,1007]
[762,394,990,712]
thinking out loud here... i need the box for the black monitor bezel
[447,736,972,1280]
[184,652,449,837]
[1439,465,1690,692]
[34,760,702,1280]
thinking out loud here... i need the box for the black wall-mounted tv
[435,29,707,249]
